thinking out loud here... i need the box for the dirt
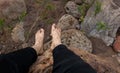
[89,37,120,68]
[0,0,120,73]
[0,0,66,53]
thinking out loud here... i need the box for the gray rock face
[61,29,93,53]
[80,0,120,46]
[11,22,25,43]
[65,1,81,18]
[57,14,79,30]
[0,0,26,20]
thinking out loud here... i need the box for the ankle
[32,45,39,54]
[32,45,43,55]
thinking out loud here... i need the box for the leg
[0,29,44,73]
[32,28,44,55]
[50,24,62,49]
[51,24,96,73]
[4,47,37,73]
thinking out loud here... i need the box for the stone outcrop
[62,29,93,53]
[65,1,81,18]
[11,22,25,43]
[57,14,79,30]
[80,0,120,46]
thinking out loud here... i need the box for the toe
[51,24,56,35]
[40,28,44,33]
[52,24,56,30]
[39,29,44,36]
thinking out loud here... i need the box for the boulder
[57,14,79,30]
[80,0,120,46]
[75,0,83,5]
[65,1,81,18]
[11,22,25,43]
[43,29,93,53]
[62,29,93,53]
[0,0,26,20]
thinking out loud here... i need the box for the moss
[45,18,54,24]
[39,0,55,24]
[94,0,102,16]
[78,4,86,17]
[0,19,5,30]
[36,0,43,4]
[96,21,107,31]
[19,11,27,21]
[45,3,55,11]
[78,4,90,22]
[79,16,84,22]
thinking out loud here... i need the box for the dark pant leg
[3,47,37,73]
[52,44,96,73]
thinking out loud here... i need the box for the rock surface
[75,0,83,5]
[65,1,81,18]
[43,29,93,53]
[0,0,26,20]
[57,14,79,30]
[80,0,120,46]
[29,47,120,73]
[62,29,93,53]
[89,37,116,56]
[11,22,25,43]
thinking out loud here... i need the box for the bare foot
[51,24,62,50]
[32,29,44,55]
